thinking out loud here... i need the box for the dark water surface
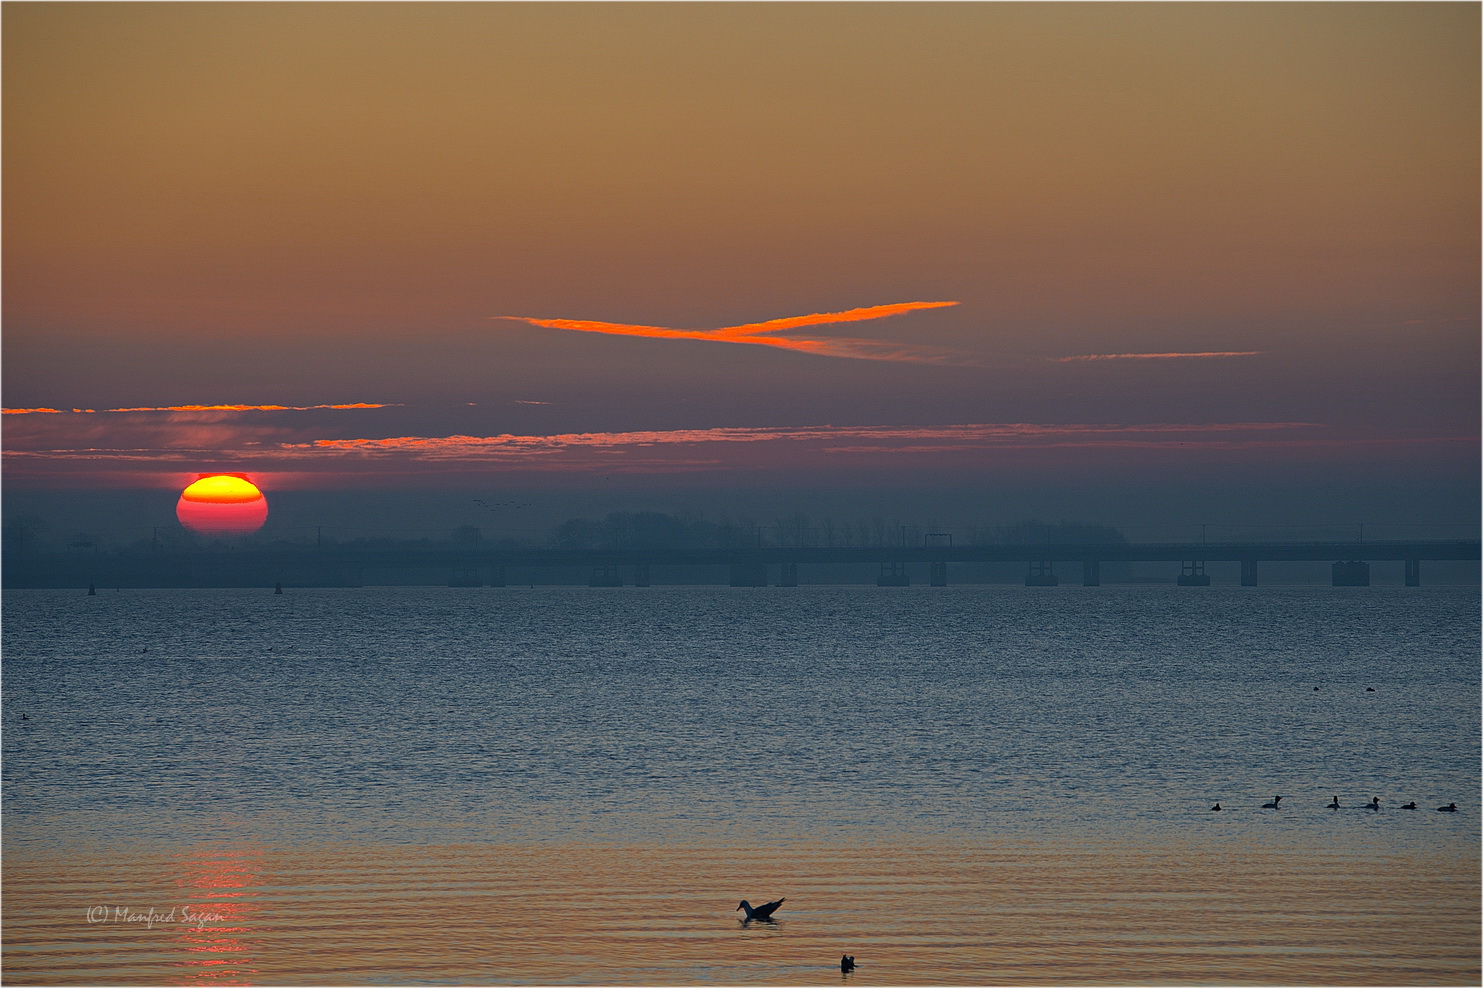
[4,586,1478,984]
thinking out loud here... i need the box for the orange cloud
[496,301,961,363]
[1051,352,1263,362]
[1,403,399,415]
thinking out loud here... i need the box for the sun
[176,474,269,535]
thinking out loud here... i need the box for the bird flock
[1211,796,1459,812]
[740,784,1460,974]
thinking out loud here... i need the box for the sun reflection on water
[168,845,265,986]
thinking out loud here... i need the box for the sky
[4,2,1478,541]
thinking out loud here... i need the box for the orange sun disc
[176,474,268,534]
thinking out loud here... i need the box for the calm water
[3,586,1479,984]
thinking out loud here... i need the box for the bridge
[13,539,1478,589]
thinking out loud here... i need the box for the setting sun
[176,474,268,535]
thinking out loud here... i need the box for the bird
[736,898,785,922]
[1327,796,1341,809]
[1366,687,1376,692]
[1210,803,1221,811]
[1437,803,1458,812]
[841,955,856,973]
[1367,797,1380,811]
[1262,795,1282,808]
[1400,802,1417,809]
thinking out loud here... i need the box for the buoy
[274,582,283,594]
[87,583,96,595]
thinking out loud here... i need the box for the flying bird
[736,898,785,922]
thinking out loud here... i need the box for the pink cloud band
[1051,352,1263,362]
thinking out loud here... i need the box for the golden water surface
[4,836,1477,985]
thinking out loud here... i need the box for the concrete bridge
[16,539,1478,589]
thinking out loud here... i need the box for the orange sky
[2,3,1477,528]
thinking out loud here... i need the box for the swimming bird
[1437,803,1458,812]
[1400,802,1417,809]
[1262,795,1282,808]
[1367,797,1380,810]
[1210,803,1221,811]
[1366,687,1376,692]
[1327,796,1340,809]
[737,898,785,922]
[841,955,856,973]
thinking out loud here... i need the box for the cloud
[1,403,399,415]
[279,421,1331,465]
[1050,352,1263,363]
[11,418,1474,486]
[496,301,961,363]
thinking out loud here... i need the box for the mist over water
[4,586,1478,984]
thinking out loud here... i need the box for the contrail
[496,301,960,363]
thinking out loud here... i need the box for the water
[3,586,1479,984]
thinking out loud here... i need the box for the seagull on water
[736,898,785,922]
[1262,795,1282,809]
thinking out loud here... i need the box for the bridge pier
[1240,559,1258,586]
[1332,560,1370,586]
[590,564,623,587]
[634,563,651,587]
[1026,562,1058,587]
[877,561,909,587]
[1405,559,1420,587]
[448,567,481,587]
[729,562,767,587]
[1082,560,1100,587]
[930,561,948,586]
[778,562,798,587]
[1177,561,1211,586]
